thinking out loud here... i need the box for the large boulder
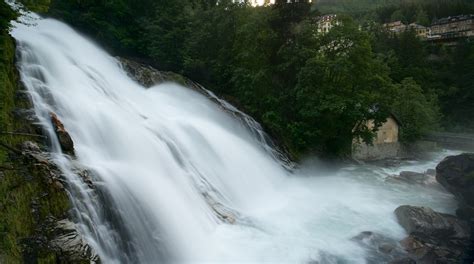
[436,153,474,221]
[394,205,471,263]
[395,206,470,239]
[50,219,100,263]
[50,112,75,155]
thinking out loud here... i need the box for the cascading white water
[11,13,460,264]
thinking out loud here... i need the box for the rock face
[0,35,97,263]
[50,112,75,155]
[51,219,100,263]
[394,205,471,263]
[18,142,99,262]
[436,153,474,221]
[118,57,188,88]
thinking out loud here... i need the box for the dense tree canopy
[45,0,473,157]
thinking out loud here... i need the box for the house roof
[389,113,402,126]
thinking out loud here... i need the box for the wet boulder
[395,206,469,238]
[50,112,75,155]
[50,219,100,263]
[436,153,474,221]
[396,171,427,185]
[395,205,471,263]
[390,170,439,186]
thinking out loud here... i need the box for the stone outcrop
[394,205,471,263]
[19,141,99,262]
[50,219,100,263]
[118,57,189,88]
[1,29,98,263]
[351,231,408,263]
[436,153,474,221]
[50,112,75,155]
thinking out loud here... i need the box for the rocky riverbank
[371,153,474,263]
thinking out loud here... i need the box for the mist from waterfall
[11,14,458,263]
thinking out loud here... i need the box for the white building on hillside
[232,0,312,6]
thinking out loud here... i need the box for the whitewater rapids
[11,14,457,264]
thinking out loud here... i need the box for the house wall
[352,142,401,161]
[352,117,400,160]
[374,117,399,144]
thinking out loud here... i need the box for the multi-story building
[430,14,474,40]
[383,21,429,39]
[383,21,407,35]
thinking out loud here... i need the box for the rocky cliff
[0,28,98,263]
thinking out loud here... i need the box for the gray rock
[118,57,186,88]
[50,112,75,155]
[76,169,95,189]
[12,108,38,122]
[394,205,471,263]
[425,169,436,176]
[51,219,100,263]
[21,141,41,153]
[388,257,416,264]
[397,171,427,185]
[395,205,469,239]
[436,153,474,221]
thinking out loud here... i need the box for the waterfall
[11,13,458,264]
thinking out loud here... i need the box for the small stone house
[352,115,402,161]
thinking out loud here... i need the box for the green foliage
[390,10,406,23]
[391,78,439,141]
[415,7,429,26]
[314,0,390,15]
[141,0,192,71]
[436,41,474,131]
[48,0,155,56]
[47,0,472,157]
[0,1,16,35]
[293,19,394,154]
[374,0,474,24]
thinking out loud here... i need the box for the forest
[15,0,474,157]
